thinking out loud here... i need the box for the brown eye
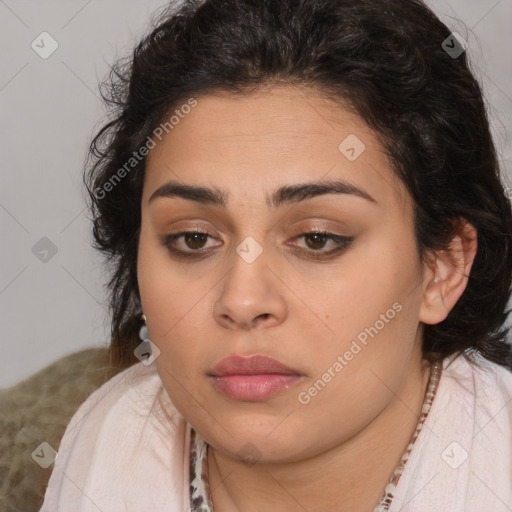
[162,230,221,258]
[162,230,354,262]
[304,232,329,250]
[183,232,208,249]
[291,231,355,260]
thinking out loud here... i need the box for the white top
[40,351,512,512]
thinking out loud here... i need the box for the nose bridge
[213,235,287,329]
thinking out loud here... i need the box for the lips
[210,354,300,376]
[209,354,303,401]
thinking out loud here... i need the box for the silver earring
[135,313,160,365]
[433,277,440,284]
[139,313,148,341]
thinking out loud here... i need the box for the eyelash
[161,230,354,261]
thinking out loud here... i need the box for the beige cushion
[0,347,122,512]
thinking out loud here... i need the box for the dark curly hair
[83,0,512,374]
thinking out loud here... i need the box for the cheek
[137,234,211,394]
[151,326,211,421]
[304,235,424,382]
[321,234,419,330]
[138,231,204,334]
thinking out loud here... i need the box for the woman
[40,0,512,510]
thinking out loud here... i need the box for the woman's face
[138,85,432,463]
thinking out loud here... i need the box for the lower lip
[211,374,301,401]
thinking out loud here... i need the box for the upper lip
[210,354,301,376]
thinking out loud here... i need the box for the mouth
[208,354,303,401]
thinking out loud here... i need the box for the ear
[419,218,478,325]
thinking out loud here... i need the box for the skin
[137,85,478,512]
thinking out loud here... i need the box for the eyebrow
[148,178,377,208]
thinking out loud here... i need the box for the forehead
[143,85,408,211]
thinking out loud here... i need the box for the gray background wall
[1,0,511,387]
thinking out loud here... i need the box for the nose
[212,247,287,330]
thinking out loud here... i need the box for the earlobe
[419,218,478,325]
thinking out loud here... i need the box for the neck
[207,353,433,512]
